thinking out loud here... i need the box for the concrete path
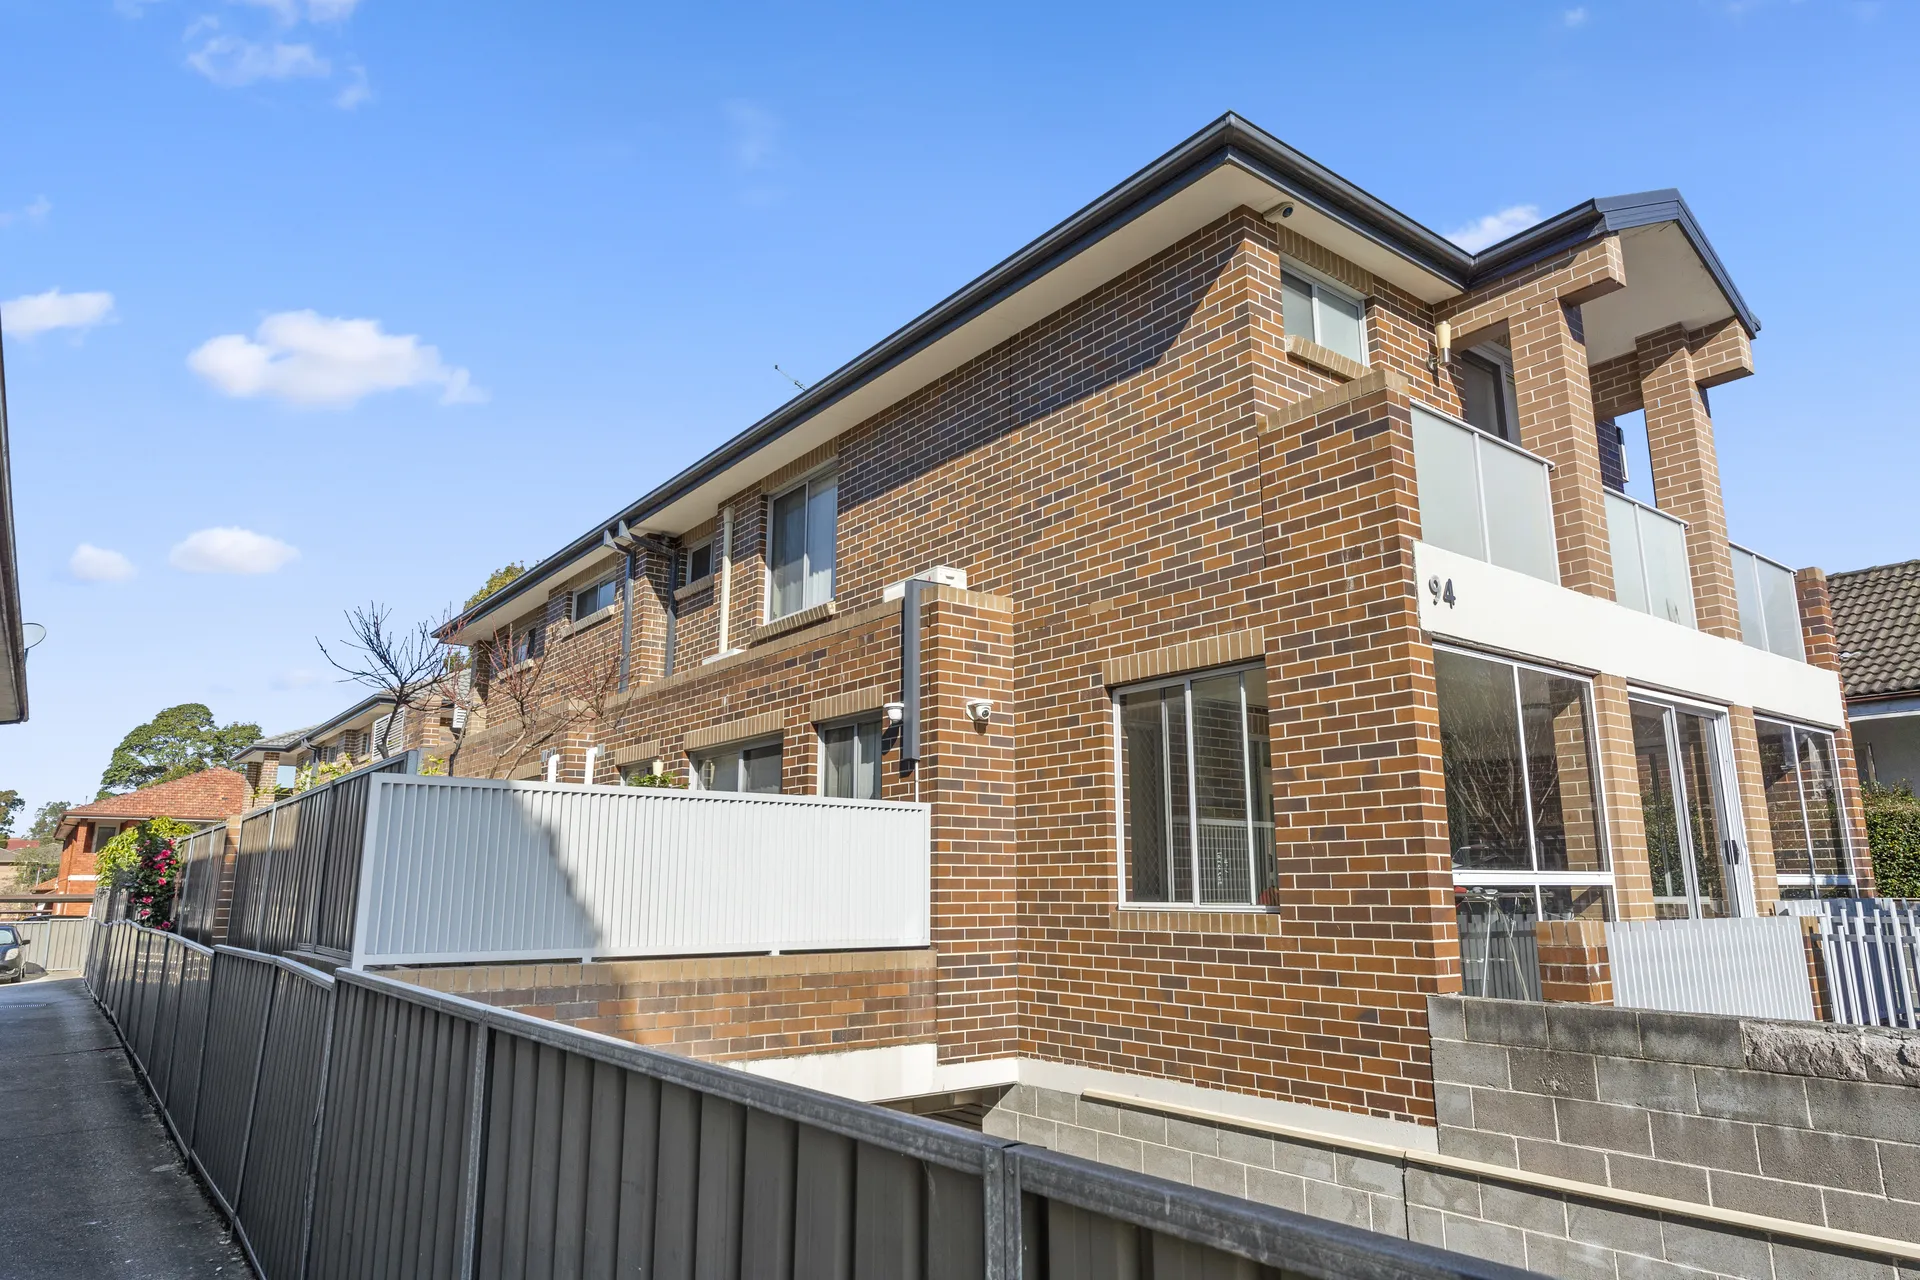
[0,976,251,1278]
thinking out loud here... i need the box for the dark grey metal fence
[175,823,234,946]
[8,915,92,974]
[87,920,1524,1280]
[228,751,415,960]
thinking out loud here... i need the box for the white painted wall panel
[354,776,930,965]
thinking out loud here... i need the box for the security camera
[965,698,994,724]
[884,702,905,724]
[1277,202,1294,219]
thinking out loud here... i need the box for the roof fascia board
[0,318,25,724]
[1595,190,1760,336]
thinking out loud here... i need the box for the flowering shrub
[97,816,194,930]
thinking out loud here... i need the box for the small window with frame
[691,738,783,794]
[681,539,713,588]
[767,469,837,620]
[572,575,618,620]
[819,718,885,800]
[1280,263,1367,364]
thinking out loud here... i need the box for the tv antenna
[774,364,809,391]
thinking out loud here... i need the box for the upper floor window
[1281,265,1366,364]
[768,469,837,620]
[1115,665,1275,908]
[510,622,545,665]
[693,739,783,794]
[820,719,883,800]
[1755,718,1852,896]
[572,575,618,619]
[680,538,712,587]
[1457,345,1517,442]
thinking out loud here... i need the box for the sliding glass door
[1630,698,1748,918]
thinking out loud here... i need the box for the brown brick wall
[388,950,936,1062]
[449,205,1837,1129]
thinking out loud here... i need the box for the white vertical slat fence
[353,774,931,966]
[1606,916,1815,1021]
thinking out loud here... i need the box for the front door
[1630,698,1748,918]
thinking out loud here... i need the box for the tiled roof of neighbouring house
[244,724,315,753]
[1829,558,1920,699]
[60,769,248,825]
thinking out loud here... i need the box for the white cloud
[187,32,330,87]
[1,288,116,337]
[69,544,136,583]
[169,527,300,575]
[271,667,322,690]
[188,310,484,408]
[306,0,363,21]
[1563,6,1589,25]
[1445,204,1543,252]
[0,196,52,229]
[334,64,372,109]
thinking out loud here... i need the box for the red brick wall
[389,950,935,1062]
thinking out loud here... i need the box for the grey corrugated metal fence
[85,920,1520,1280]
[1606,916,1815,1020]
[10,915,92,973]
[229,751,417,961]
[174,823,234,946]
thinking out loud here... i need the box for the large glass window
[1631,698,1743,919]
[820,720,884,800]
[1281,266,1366,364]
[1755,718,1853,897]
[1435,648,1612,995]
[1117,666,1275,907]
[768,470,837,620]
[692,739,783,794]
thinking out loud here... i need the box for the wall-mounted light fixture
[884,702,905,725]
[1431,320,1452,373]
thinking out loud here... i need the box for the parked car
[0,925,25,982]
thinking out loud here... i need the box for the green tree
[0,789,21,839]
[9,800,70,888]
[26,800,69,842]
[466,562,526,609]
[98,704,262,798]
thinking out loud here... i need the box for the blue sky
[2,0,1914,818]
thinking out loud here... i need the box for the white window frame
[1434,643,1617,917]
[1625,685,1755,917]
[1281,259,1369,364]
[1753,715,1855,894]
[1111,661,1274,912]
[764,465,839,622]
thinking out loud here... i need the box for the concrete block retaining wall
[1430,995,1920,1246]
[988,1056,1920,1279]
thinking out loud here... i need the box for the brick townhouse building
[432,114,1865,1153]
[236,688,459,810]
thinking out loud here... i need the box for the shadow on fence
[85,920,1521,1280]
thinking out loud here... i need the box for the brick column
[1590,674,1655,920]
[1637,324,1740,637]
[1510,300,1616,598]
[920,588,1021,1062]
[1796,568,1876,894]
[1727,706,1781,912]
[1535,920,1613,1004]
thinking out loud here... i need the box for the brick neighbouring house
[423,115,1866,1154]
[42,768,247,915]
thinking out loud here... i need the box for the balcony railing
[1732,543,1805,661]
[1410,404,1558,584]
[1606,491,1696,627]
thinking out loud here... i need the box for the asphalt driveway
[0,976,250,1278]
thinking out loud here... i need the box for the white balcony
[1606,491,1696,628]
[1410,404,1559,586]
[1732,543,1805,661]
